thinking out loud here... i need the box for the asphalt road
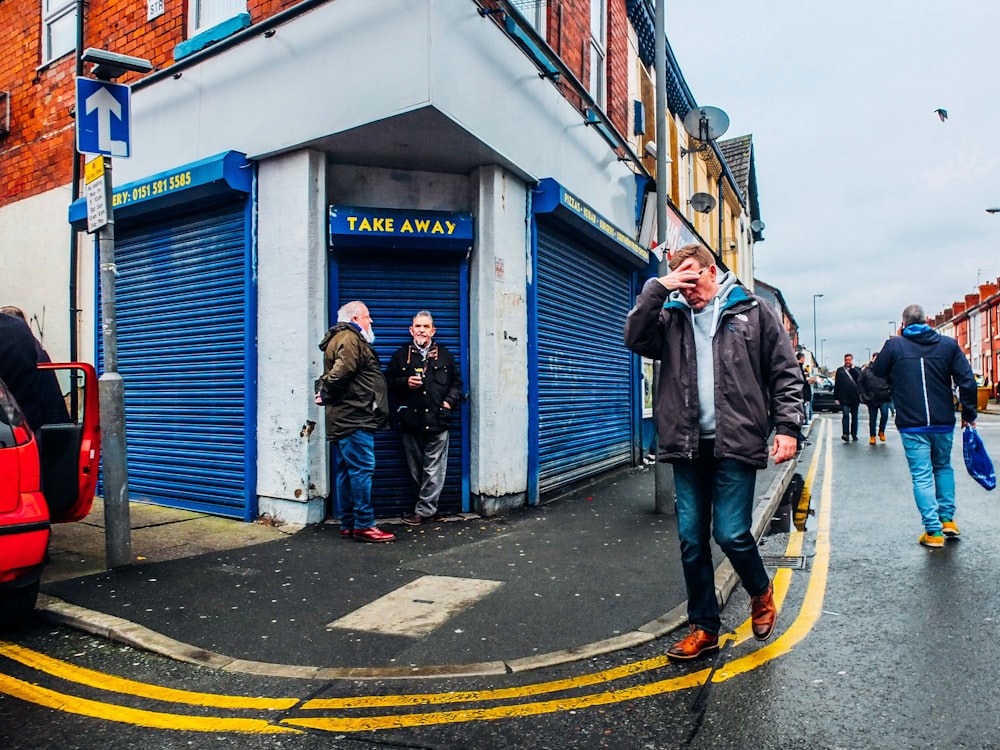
[3,413,1000,749]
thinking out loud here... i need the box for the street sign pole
[94,154,132,569]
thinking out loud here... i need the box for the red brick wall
[1,0,634,209]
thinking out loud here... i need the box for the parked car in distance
[810,375,837,412]
[0,363,100,629]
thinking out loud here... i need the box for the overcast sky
[667,1,1000,371]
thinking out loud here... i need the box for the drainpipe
[67,0,85,413]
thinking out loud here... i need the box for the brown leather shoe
[750,582,777,640]
[667,626,719,661]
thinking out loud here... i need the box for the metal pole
[653,0,674,514]
[96,155,132,568]
[812,293,823,361]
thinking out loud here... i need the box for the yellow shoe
[878,432,886,442]
[942,520,961,537]
[919,532,944,548]
[869,436,876,445]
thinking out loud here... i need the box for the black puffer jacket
[385,341,463,433]
[858,366,891,406]
[624,276,803,468]
[317,323,389,441]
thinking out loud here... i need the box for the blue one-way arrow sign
[76,78,131,158]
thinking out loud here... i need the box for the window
[589,0,607,108]
[42,0,77,64]
[190,0,247,35]
[511,0,547,34]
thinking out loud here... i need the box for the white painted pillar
[255,149,329,525]
[469,166,529,515]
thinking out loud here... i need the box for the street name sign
[75,78,132,158]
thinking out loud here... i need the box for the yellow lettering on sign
[358,218,373,231]
[415,219,431,232]
[347,216,358,230]
[401,220,414,233]
[446,221,455,235]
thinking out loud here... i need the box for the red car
[0,363,100,629]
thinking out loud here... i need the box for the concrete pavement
[36,443,802,680]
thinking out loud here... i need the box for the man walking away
[834,353,862,442]
[858,352,892,444]
[317,301,395,543]
[871,304,977,549]
[386,311,463,526]
[624,243,802,661]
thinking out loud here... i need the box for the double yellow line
[0,422,834,733]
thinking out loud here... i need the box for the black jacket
[385,341,463,433]
[858,366,891,406]
[833,365,862,406]
[871,327,976,429]
[0,313,70,432]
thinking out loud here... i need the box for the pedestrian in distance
[871,304,977,549]
[797,352,813,426]
[858,352,892,445]
[834,353,862,442]
[624,243,803,661]
[386,311,463,526]
[316,301,395,543]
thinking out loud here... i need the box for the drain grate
[760,555,807,570]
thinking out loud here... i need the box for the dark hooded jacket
[858,365,891,406]
[624,274,803,468]
[0,313,70,432]
[871,325,976,430]
[317,322,389,441]
[385,340,463,433]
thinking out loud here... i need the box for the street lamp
[889,320,896,336]
[812,293,824,361]
[821,339,827,371]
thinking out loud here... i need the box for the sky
[666,0,1000,372]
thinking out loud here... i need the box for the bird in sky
[934,108,948,122]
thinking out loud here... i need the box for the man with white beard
[317,300,394,542]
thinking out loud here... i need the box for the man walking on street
[871,304,977,549]
[859,352,892,445]
[386,311,463,526]
[317,301,395,543]
[834,353,862,442]
[624,244,802,661]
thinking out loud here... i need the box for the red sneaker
[339,528,353,539]
[353,526,396,543]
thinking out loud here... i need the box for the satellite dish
[750,219,766,232]
[689,192,717,214]
[682,106,730,142]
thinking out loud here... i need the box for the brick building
[1,0,771,523]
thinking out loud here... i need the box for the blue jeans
[672,442,770,635]
[335,430,376,530]
[899,431,956,535]
[867,402,890,437]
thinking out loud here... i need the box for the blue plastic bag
[963,427,996,491]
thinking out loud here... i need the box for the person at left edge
[0,310,69,435]
[386,310,463,526]
[317,301,394,543]
[624,243,802,662]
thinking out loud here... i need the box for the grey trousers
[402,430,450,517]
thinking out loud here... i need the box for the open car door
[36,363,101,523]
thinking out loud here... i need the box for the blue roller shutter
[99,198,254,519]
[536,221,634,493]
[334,251,468,518]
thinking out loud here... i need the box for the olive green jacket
[318,323,389,441]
